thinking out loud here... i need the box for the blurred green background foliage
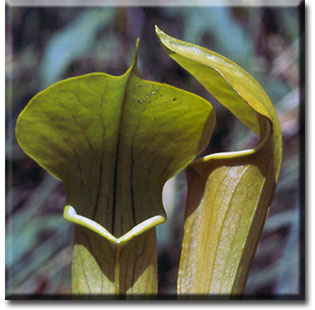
[5,4,303,297]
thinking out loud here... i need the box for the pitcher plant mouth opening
[64,205,166,245]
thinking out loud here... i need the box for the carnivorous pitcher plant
[15,27,282,299]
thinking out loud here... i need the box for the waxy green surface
[156,26,282,296]
[16,41,215,296]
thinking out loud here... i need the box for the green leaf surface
[156,26,282,296]
[16,41,215,296]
